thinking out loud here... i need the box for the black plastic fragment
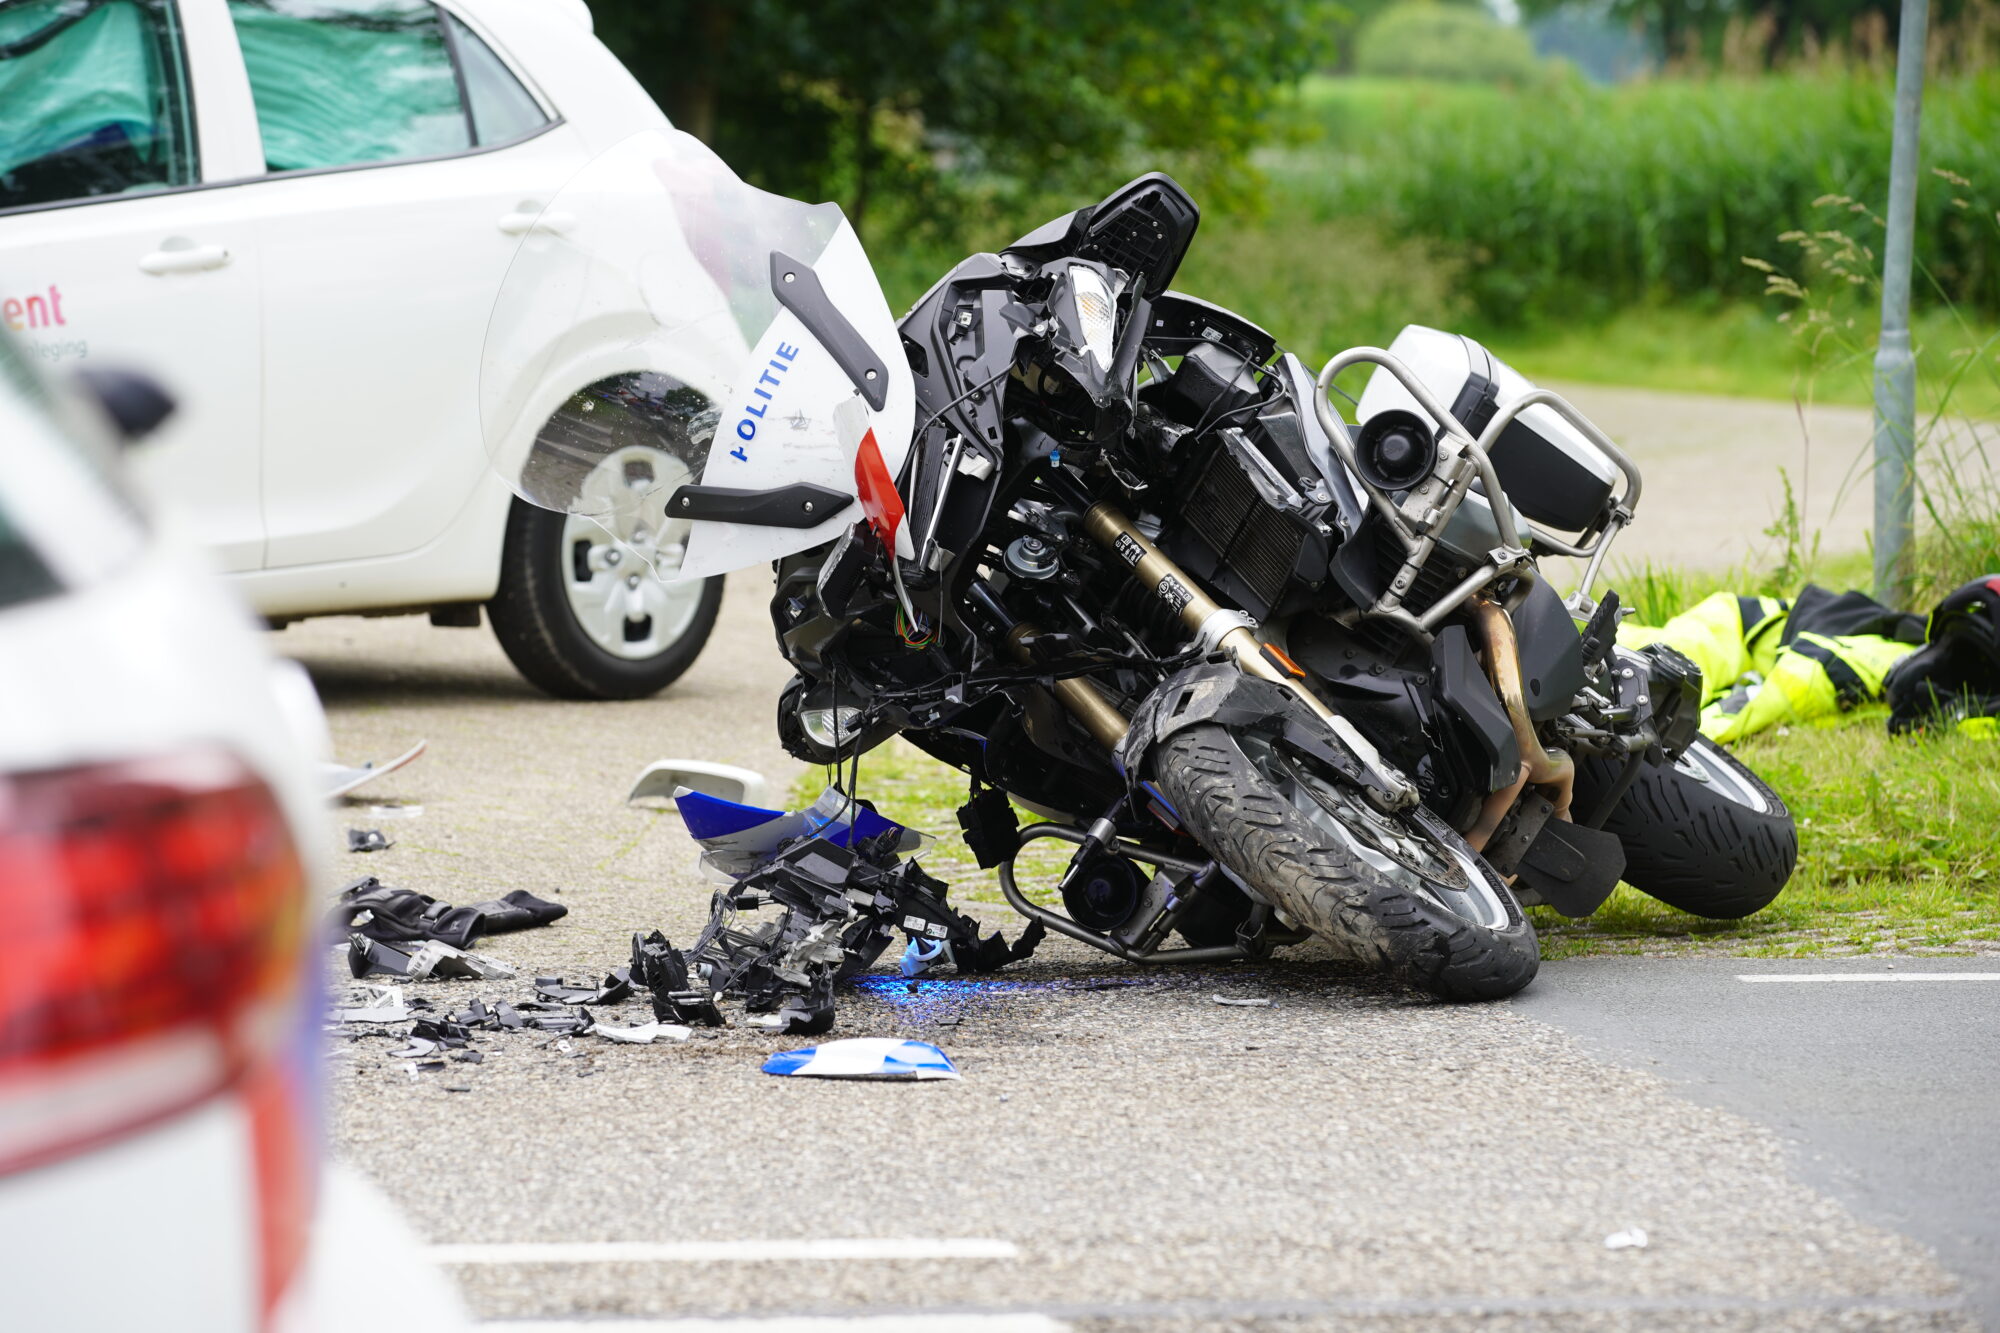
[346,828,393,853]
[329,879,563,949]
[533,970,633,1006]
[631,823,1045,1035]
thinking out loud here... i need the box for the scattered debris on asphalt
[627,759,768,807]
[899,938,951,978]
[630,931,726,1027]
[594,1021,691,1044]
[1604,1228,1650,1250]
[330,985,411,1024]
[762,1037,961,1081]
[628,786,1043,1034]
[330,877,566,949]
[1212,996,1274,1008]
[346,828,393,853]
[321,739,427,800]
[347,933,516,981]
[534,971,634,1006]
[449,998,596,1034]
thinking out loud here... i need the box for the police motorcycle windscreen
[480,129,915,583]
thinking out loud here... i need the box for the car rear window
[0,0,200,212]
[229,0,550,174]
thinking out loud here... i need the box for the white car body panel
[0,0,672,614]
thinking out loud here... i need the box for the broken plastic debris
[1212,995,1273,1007]
[744,993,835,1036]
[630,931,725,1027]
[898,937,952,978]
[346,933,516,981]
[628,759,768,807]
[595,1021,691,1045]
[364,803,425,820]
[330,878,566,950]
[761,1038,961,1081]
[1604,1228,1649,1250]
[675,785,927,879]
[321,739,427,800]
[330,985,410,1024]
[533,970,634,1006]
[346,828,393,853]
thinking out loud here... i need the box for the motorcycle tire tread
[1153,725,1538,1002]
[1578,744,1797,919]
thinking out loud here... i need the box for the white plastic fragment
[762,1038,960,1081]
[405,940,515,980]
[899,937,952,978]
[595,1021,691,1045]
[627,759,768,807]
[1604,1228,1649,1250]
[332,985,411,1024]
[1212,995,1273,1007]
[320,740,428,800]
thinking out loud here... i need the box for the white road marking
[429,1238,1018,1266]
[1737,972,2000,983]
[489,1318,1064,1332]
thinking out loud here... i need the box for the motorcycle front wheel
[1152,724,1539,1001]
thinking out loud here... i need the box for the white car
[0,0,722,699]
[0,337,466,1329]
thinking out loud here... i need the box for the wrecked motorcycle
[482,130,1797,1004]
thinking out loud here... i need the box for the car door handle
[139,240,231,275]
[498,207,572,236]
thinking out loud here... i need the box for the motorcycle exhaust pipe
[1079,503,1332,716]
[1006,623,1131,750]
[1077,501,1417,809]
[1469,597,1574,825]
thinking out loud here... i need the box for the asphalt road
[288,586,1973,1331]
[1516,957,2000,1331]
[284,379,1974,1331]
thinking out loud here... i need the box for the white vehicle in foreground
[0,0,720,698]
[0,340,465,1328]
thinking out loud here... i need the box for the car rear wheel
[488,447,722,700]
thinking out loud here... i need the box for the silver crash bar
[1313,347,1644,637]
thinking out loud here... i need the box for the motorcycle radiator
[1169,435,1329,620]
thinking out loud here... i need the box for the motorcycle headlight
[799,704,865,750]
[1067,263,1117,371]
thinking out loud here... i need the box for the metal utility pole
[1872,0,1928,606]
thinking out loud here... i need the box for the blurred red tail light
[0,749,307,1176]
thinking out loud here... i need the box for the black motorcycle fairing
[1284,613,1514,833]
[1002,171,1199,300]
[1509,576,1587,724]
[1144,291,1278,365]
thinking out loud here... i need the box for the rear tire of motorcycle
[1575,738,1797,919]
[1152,725,1538,1002]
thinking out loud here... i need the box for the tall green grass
[1290,71,2000,326]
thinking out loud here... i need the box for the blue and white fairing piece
[674,785,928,879]
[761,1037,960,1080]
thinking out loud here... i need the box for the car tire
[488,498,723,701]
